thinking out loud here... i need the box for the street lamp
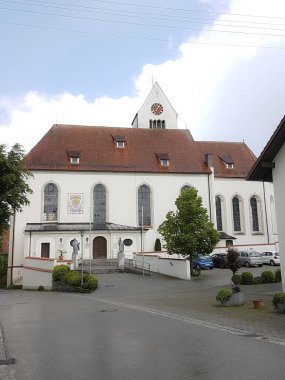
[80,231,84,286]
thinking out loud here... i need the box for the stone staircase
[80,259,119,274]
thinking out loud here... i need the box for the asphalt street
[0,266,284,380]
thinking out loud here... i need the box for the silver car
[239,251,263,267]
[260,251,280,266]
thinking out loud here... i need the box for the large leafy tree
[0,144,32,236]
[158,187,220,274]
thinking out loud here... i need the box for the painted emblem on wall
[68,193,84,214]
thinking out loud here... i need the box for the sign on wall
[68,193,84,214]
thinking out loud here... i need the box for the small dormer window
[67,151,80,164]
[70,157,80,164]
[219,154,234,169]
[112,135,125,148]
[156,153,169,166]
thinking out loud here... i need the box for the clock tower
[131,82,178,129]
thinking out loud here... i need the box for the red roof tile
[24,125,210,174]
[197,141,256,178]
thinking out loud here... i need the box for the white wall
[272,145,285,290]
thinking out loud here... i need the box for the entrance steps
[80,259,119,274]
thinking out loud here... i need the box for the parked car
[260,251,280,266]
[192,255,214,270]
[211,253,228,268]
[238,251,263,267]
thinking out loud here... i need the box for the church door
[93,237,107,259]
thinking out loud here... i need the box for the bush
[241,272,254,285]
[272,292,285,309]
[38,285,45,291]
[154,238,161,252]
[83,276,98,291]
[231,274,242,285]
[261,271,275,284]
[53,265,70,282]
[253,276,262,285]
[63,270,81,287]
[275,268,282,283]
[216,288,232,303]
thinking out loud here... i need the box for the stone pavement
[93,267,285,342]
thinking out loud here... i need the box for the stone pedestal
[117,251,125,272]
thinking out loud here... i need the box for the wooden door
[93,237,107,258]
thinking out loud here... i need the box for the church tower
[131,82,178,129]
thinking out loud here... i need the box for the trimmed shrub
[63,270,81,287]
[231,274,242,285]
[227,248,240,274]
[53,265,70,282]
[241,272,254,285]
[83,274,92,282]
[216,288,232,303]
[253,276,262,285]
[275,268,282,283]
[0,255,8,288]
[84,276,98,291]
[38,285,45,291]
[154,238,161,252]
[261,271,275,284]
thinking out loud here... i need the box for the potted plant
[272,292,285,313]
[216,284,245,306]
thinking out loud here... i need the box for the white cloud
[1,0,285,155]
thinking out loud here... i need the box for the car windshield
[248,252,260,257]
[199,256,211,261]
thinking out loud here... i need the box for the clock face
[151,103,163,115]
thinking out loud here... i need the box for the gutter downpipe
[207,173,212,221]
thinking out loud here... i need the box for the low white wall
[135,253,190,280]
[213,243,278,254]
[23,257,73,290]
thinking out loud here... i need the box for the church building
[8,83,278,285]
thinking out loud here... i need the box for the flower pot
[221,292,245,306]
[253,299,264,309]
[276,301,285,313]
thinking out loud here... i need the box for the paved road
[0,266,284,379]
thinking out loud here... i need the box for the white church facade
[8,83,278,285]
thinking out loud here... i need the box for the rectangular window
[41,243,50,258]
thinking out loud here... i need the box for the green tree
[158,187,220,275]
[0,144,32,236]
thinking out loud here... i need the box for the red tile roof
[197,141,256,178]
[24,125,255,177]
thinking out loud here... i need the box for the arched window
[232,196,242,232]
[250,195,262,233]
[215,195,223,231]
[250,197,259,232]
[44,183,58,221]
[138,185,151,226]
[181,185,191,193]
[93,184,106,226]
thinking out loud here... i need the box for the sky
[1,0,285,156]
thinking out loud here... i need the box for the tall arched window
[232,196,242,232]
[138,185,151,226]
[93,184,106,226]
[250,197,259,232]
[215,195,223,231]
[250,195,262,233]
[44,183,58,221]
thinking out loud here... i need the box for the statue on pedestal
[70,238,80,270]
